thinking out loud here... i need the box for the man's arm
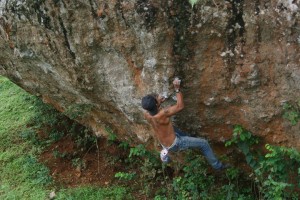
[163,78,184,117]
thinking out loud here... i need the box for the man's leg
[176,135,223,169]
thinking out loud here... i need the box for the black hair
[141,94,158,116]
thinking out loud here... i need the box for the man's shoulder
[156,108,170,119]
[161,107,171,115]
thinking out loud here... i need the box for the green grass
[56,186,132,200]
[0,76,131,199]
[0,76,51,199]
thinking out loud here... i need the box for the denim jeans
[162,127,223,169]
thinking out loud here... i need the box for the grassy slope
[0,76,51,199]
[0,76,131,200]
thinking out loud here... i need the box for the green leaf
[265,144,271,150]
[283,103,291,110]
[189,0,200,7]
[246,155,252,164]
[234,125,243,134]
[239,143,249,155]
[225,141,232,147]
[240,134,246,141]
[249,160,257,168]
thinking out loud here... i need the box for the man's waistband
[161,135,178,150]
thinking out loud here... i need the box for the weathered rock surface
[0,0,299,149]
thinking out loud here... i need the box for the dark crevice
[255,0,262,45]
[31,0,52,29]
[225,0,245,50]
[167,0,193,80]
[58,17,76,60]
[224,0,245,73]
[88,0,98,19]
[255,0,260,15]
[116,0,129,27]
[136,0,157,30]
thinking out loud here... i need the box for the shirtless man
[141,78,229,170]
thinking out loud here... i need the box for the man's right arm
[163,79,184,117]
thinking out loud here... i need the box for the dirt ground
[39,133,127,188]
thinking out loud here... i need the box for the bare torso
[144,109,176,147]
[143,78,183,147]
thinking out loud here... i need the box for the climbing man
[141,78,230,170]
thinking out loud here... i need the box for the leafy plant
[114,172,136,181]
[225,125,259,168]
[118,141,130,150]
[72,158,86,170]
[74,127,96,150]
[170,151,216,199]
[52,149,67,158]
[226,125,300,199]
[105,127,120,146]
[129,144,148,158]
[254,145,300,199]
[283,102,300,125]
[139,156,163,197]
[120,143,163,197]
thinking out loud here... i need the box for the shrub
[171,152,214,199]
[226,125,300,199]
[283,102,300,125]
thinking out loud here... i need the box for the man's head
[141,94,158,116]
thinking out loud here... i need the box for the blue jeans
[162,127,223,169]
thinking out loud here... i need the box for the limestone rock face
[0,0,299,148]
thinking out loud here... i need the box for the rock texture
[0,0,299,149]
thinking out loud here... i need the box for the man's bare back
[142,78,183,147]
[144,110,176,147]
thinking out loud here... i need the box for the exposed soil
[39,133,128,188]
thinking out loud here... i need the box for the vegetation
[283,101,300,125]
[0,76,51,199]
[1,75,300,200]
[226,125,300,200]
[56,186,131,200]
[111,141,255,199]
